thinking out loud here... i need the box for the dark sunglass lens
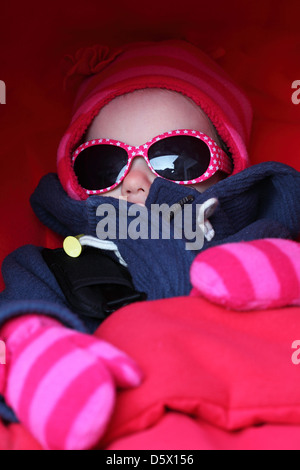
[148,135,211,181]
[74,145,128,190]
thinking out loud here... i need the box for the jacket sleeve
[0,244,88,332]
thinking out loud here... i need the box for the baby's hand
[1,315,142,450]
[190,238,300,310]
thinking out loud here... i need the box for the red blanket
[1,0,300,450]
[3,297,300,450]
[97,297,300,449]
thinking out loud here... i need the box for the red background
[0,0,300,450]
[0,0,299,265]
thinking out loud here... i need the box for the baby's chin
[102,192,147,206]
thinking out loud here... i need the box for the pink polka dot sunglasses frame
[72,129,233,195]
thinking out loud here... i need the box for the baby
[84,88,227,202]
[1,39,300,450]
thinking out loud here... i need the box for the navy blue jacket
[1,161,300,421]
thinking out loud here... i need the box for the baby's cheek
[101,186,123,199]
[189,171,227,193]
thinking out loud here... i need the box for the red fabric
[94,297,300,449]
[1,0,300,450]
[106,413,300,451]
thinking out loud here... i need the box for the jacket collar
[30,161,300,242]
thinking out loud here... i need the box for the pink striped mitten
[0,315,142,450]
[190,238,300,310]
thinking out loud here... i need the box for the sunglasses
[72,129,232,195]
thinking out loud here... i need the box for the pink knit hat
[57,39,252,200]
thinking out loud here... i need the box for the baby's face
[86,89,225,205]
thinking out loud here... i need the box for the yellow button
[63,235,83,258]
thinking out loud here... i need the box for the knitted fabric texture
[30,161,300,301]
[190,238,300,310]
[0,315,142,450]
[57,40,253,200]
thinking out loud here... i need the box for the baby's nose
[121,157,156,205]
